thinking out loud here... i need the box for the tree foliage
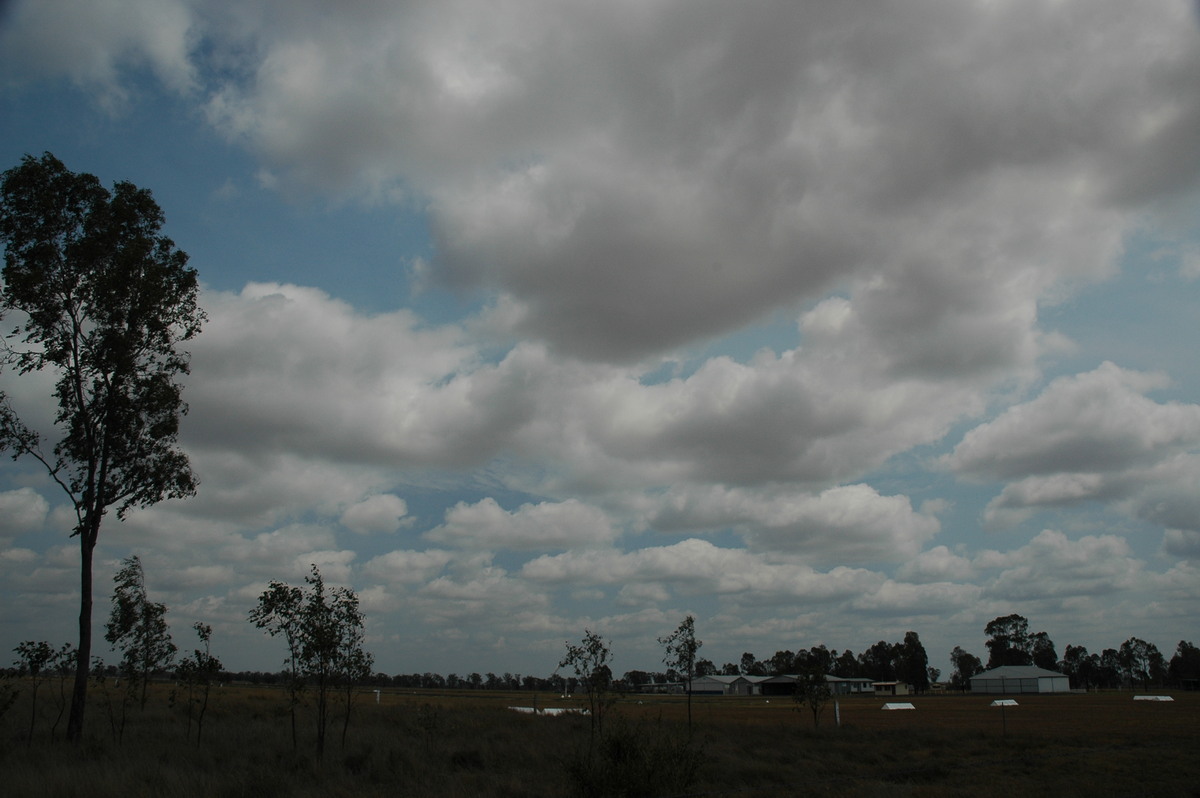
[0,152,203,740]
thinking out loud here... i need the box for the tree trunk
[66,531,96,742]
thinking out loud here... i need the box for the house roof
[759,674,871,683]
[973,665,1065,679]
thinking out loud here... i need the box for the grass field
[1,682,1197,797]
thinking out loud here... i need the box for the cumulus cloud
[941,364,1200,533]
[184,0,1200,362]
[0,0,196,101]
[896,546,975,584]
[977,529,1143,601]
[0,488,49,542]
[341,494,410,535]
[3,0,1199,675]
[648,483,940,563]
[426,497,618,550]
[363,549,454,585]
[521,538,882,603]
[947,363,1200,481]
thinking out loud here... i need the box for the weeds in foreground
[564,715,704,798]
[0,687,1197,797]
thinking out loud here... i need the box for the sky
[1,0,1199,681]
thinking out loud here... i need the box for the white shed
[970,665,1070,694]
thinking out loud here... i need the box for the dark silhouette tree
[896,631,930,693]
[950,646,983,690]
[1118,637,1163,689]
[806,645,835,676]
[1167,640,1199,688]
[766,649,796,676]
[858,640,898,682]
[0,152,203,741]
[985,614,1033,667]
[832,648,861,678]
[740,651,766,676]
[1030,631,1058,670]
[1060,644,1098,689]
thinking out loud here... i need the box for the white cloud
[189,0,1200,363]
[0,0,196,101]
[426,497,618,550]
[2,0,1199,676]
[947,363,1200,481]
[648,483,939,563]
[363,549,454,585]
[851,580,983,616]
[0,488,49,542]
[896,546,975,584]
[939,364,1200,532]
[521,538,882,604]
[341,494,410,535]
[977,529,1143,601]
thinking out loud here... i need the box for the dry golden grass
[1,682,1197,797]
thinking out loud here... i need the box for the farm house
[970,665,1071,694]
[872,681,911,696]
[689,674,766,695]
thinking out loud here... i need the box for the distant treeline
[11,618,1194,696]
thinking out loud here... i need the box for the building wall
[971,676,1070,694]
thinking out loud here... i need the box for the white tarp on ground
[990,699,1018,706]
[882,702,915,710]
[1133,695,1174,701]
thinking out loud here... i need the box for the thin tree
[792,668,833,729]
[14,640,55,746]
[659,615,702,730]
[104,555,176,710]
[559,629,615,742]
[0,152,203,741]
[248,580,305,750]
[104,556,175,742]
[176,622,222,746]
[250,565,372,759]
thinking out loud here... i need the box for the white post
[834,700,841,728]
[374,689,381,705]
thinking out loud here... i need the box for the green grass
[1,684,1197,797]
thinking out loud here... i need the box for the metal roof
[973,665,1065,679]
